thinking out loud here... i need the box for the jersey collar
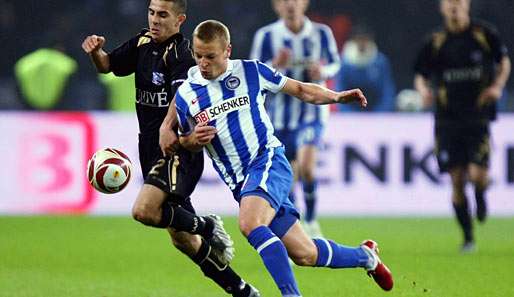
[149,31,184,47]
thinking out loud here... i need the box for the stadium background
[1,1,513,296]
[0,0,513,109]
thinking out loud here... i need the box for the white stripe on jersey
[175,59,283,189]
[250,17,340,130]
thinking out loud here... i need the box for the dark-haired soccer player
[82,1,259,296]
[414,0,510,252]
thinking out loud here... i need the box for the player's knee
[132,202,158,225]
[300,169,315,182]
[469,174,488,189]
[451,179,466,192]
[238,218,262,237]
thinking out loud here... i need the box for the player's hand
[272,48,291,69]
[307,62,322,81]
[419,89,434,109]
[82,35,106,54]
[478,85,502,107]
[336,88,367,108]
[194,122,217,146]
[159,128,179,157]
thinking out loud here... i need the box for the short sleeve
[256,61,287,93]
[108,33,141,76]
[483,25,509,63]
[165,38,196,97]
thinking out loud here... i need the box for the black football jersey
[414,21,508,122]
[108,30,195,134]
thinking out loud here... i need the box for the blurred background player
[414,0,510,252]
[175,20,393,297]
[336,24,396,112]
[81,1,259,296]
[250,0,340,237]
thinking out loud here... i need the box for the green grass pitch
[1,216,513,297]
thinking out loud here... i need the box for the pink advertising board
[1,112,513,216]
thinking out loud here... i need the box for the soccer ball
[396,89,424,112]
[87,148,132,194]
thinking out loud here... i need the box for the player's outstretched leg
[204,214,235,264]
[135,197,235,264]
[361,240,394,291]
[310,238,393,291]
[172,233,259,297]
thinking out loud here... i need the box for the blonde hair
[193,20,230,45]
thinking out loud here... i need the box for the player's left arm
[479,28,511,105]
[281,77,367,107]
[488,57,511,95]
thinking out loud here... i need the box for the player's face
[273,0,309,21]
[193,37,232,80]
[148,0,186,43]
[440,0,470,23]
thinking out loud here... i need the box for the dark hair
[162,0,187,15]
[193,20,230,45]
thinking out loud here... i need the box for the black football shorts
[434,122,490,172]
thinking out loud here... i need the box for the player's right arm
[159,97,180,156]
[174,91,216,152]
[282,77,367,107]
[82,35,110,73]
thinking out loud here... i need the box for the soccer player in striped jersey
[250,0,341,237]
[163,20,393,297]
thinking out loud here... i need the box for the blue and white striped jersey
[250,18,340,130]
[175,59,285,189]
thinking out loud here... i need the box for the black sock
[475,185,488,222]
[193,239,246,295]
[158,201,214,238]
[475,186,485,202]
[452,199,473,242]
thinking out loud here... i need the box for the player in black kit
[82,1,259,296]
[414,0,510,253]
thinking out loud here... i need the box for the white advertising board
[1,112,513,216]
